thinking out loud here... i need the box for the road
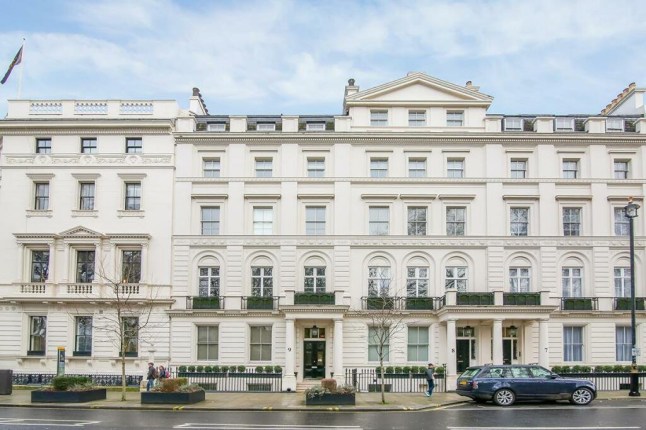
[0,399,645,429]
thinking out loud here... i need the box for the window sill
[72,210,98,217]
[26,351,46,356]
[72,351,92,357]
[117,210,145,218]
[26,210,53,218]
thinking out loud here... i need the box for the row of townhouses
[1,73,645,390]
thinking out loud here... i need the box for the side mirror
[549,374,559,379]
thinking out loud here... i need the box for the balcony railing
[243,296,279,310]
[614,297,646,311]
[65,283,94,295]
[456,292,494,306]
[363,296,396,310]
[404,297,437,310]
[294,292,335,305]
[561,297,598,311]
[187,296,223,310]
[19,283,47,294]
[503,292,541,306]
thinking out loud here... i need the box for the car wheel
[493,388,516,406]
[569,387,594,406]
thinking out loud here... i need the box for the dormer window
[306,122,326,131]
[207,123,226,132]
[447,111,464,127]
[504,117,523,131]
[555,118,574,132]
[370,110,388,127]
[257,122,276,132]
[606,118,624,132]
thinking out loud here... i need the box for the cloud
[0,0,645,115]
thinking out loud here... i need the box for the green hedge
[52,376,91,391]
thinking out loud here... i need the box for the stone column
[539,320,549,367]
[446,319,457,376]
[284,318,296,391]
[333,319,344,384]
[492,319,503,364]
[430,322,439,363]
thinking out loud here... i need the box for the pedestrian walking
[425,363,436,397]
[146,362,157,391]
[158,365,168,380]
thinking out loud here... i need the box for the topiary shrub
[213,365,221,373]
[613,364,625,372]
[264,365,273,373]
[178,365,187,373]
[435,366,445,375]
[238,365,246,373]
[385,366,394,374]
[255,366,264,373]
[394,366,403,373]
[228,366,237,373]
[220,366,229,373]
[187,365,196,373]
[551,366,562,374]
[571,365,582,373]
[273,365,282,374]
[579,366,591,373]
[321,378,337,392]
[196,365,204,373]
[204,365,213,373]
[402,366,411,374]
[638,365,646,372]
[52,376,91,391]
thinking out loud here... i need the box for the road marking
[447,427,640,430]
[0,418,100,427]
[446,404,646,412]
[174,425,361,430]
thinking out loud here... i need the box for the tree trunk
[121,349,127,401]
[380,358,385,404]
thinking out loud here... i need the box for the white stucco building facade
[2,73,646,389]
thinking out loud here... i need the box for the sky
[0,0,645,117]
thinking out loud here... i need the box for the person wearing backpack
[158,365,168,380]
[425,363,436,397]
[146,362,157,391]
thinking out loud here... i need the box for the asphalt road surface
[1,399,646,429]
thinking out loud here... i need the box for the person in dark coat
[425,363,436,397]
[146,362,157,391]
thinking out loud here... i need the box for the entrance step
[296,379,321,393]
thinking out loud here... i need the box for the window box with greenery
[405,297,435,310]
[141,378,205,404]
[365,296,395,310]
[456,292,494,306]
[305,378,356,406]
[294,292,335,305]
[192,296,221,309]
[503,292,541,306]
[245,296,275,310]
[31,376,107,403]
[561,297,596,310]
[615,297,646,311]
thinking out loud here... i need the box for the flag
[1,46,23,85]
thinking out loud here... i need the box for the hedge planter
[141,390,205,404]
[306,393,356,406]
[31,388,106,403]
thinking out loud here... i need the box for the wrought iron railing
[174,369,282,392]
[13,373,142,386]
[556,372,646,391]
[345,368,446,393]
[362,296,442,310]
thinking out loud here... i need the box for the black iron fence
[12,373,143,386]
[361,296,444,311]
[558,372,646,391]
[344,368,446,393]
[174,371,282,392]
[560,297,599,310]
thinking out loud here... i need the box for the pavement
[0,389,640,412]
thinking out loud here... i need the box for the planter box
[31,388,106,403]
[368,384,391,392]
[306,393,356,406]
[141,390,205,404]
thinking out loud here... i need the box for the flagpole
[17,38,25,98]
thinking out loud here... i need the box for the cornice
[0,126,173,136]
[174,132,646,146]
[171,235,646,249]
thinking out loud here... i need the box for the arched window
[406,256,430,297]
[368,257,391,297]
[562,257,583,297]
[509,257,531,292]
[251,256,273,297]
[304,256,326,293]
[197,256,220,297]
[445,257,468,292]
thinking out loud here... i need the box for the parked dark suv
[456,364,596,406]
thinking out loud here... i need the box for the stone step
[296,379,321,393]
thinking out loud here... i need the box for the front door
[503,339,518,364]
[303,341,325,378]
[456,339,472,372]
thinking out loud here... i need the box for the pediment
[345,72,493,105]
[59,226,104,238]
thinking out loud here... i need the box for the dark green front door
[304,341,325,378]
[503,339,518,364]
[456,339,471,372]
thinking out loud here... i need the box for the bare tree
[365,267,410,404]
[70,256,167,401]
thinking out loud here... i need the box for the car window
[530,367,552,378]
[460,368,481,378]
[511,367,532,378]
[481,367,507,378]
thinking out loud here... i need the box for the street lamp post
[625,198,641,397]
